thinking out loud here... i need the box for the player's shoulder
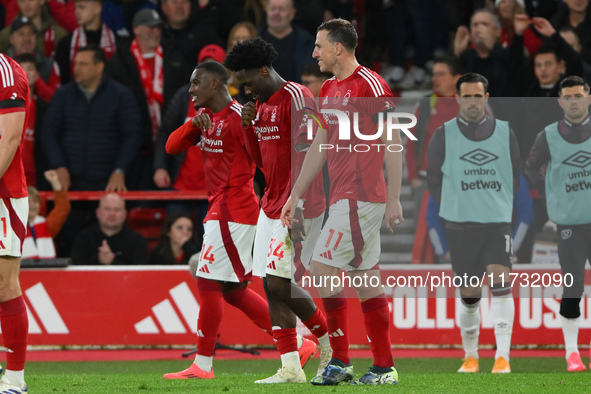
[355,66,392,98]
[228,100,243,118]
[282,81,311,110]
[0,54,28,103]
[319,76,336,95]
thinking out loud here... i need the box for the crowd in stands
[15,0,591,264]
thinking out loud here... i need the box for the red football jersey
[247,82,325,219]
[0,54,29,198]
[166,100,259,225]
[319,66,395,205]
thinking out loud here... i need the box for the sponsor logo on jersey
[460,149,499,166]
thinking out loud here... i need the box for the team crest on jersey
[333,91,341,104]
[561,229,572,240]
[216,121,223,136]
[271,107,277,122]
[342,90,351,106]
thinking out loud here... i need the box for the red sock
[302,307,328,339]
[223,287,272,334]
[322,294,349,364]
[196,278,223,357]
[361,295,393,368]
[0,296,28,370]
[272,328,297,355]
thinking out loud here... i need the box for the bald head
[96,193,127,234]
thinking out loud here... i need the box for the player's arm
[524,130,550,197]
[281,128,327,227]
[381,116,404,232]
[0,108,25,179]
[241,102,264,169]
[426,126,446,206]
[509,128,521,195]
[166,118,203,155]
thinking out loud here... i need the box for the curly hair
[224,37,278,72]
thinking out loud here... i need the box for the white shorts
[0,197,28,257]
[313,199,385,271]
[253,209,291,279]
[253,209,325,280]
[195,220,256,282]
[293,214,324,281]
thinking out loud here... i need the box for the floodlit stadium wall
[9,266,591,348]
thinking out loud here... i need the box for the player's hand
[192,113,213,130]
[281,196,294,228]
[385,199,404,233]
[513,14,531,36]
[241,102,257,127]
[55,167,70,191]
[532,17,555,37]
[453,26,470,56]
[290,207,307,243]
[44,170,63,191]
[98,240,115,265]
[106,171,127,192]
[153,168,171,188]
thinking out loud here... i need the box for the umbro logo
[135,282,199,334]
[562,151,591,168]
[319,251,332,260]
[460,149,499,166]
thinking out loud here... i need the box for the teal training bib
[440,118,513,223]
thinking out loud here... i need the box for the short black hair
[14,53,37,68]
[456,72,489,94]
[301,61,332,79]
[224,37,278,72]
[534,46,562,63]
[196,61,228,84]
[76,45,107,64]
[433,56,463,76]
[317,18,357,51]
[559,75,590,94]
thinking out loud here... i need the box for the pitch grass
[23,357,591,393]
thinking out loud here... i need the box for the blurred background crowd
[15,0,588,264]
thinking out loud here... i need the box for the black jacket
[71,223,148,265]
[41,77,142,190]
[105,39,191,151]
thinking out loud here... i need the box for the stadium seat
[127,208,167,254]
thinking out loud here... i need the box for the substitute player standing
[224,37,332,384]
[162,61,276,380]
[0,53,31,393]
[525,76,591,372]
[283,18,403,385]
[427,73,521,374]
